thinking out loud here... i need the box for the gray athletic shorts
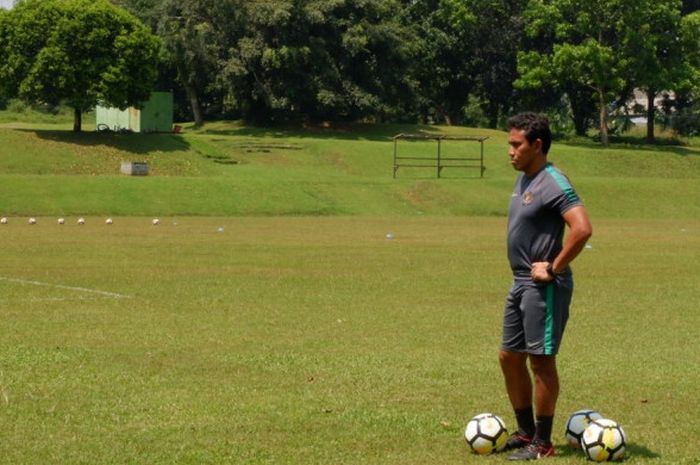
[501,279,572,355]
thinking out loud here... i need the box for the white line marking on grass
[1,297,97,303]
[0,277,132,299]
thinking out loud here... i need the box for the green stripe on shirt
[545,164,579,203]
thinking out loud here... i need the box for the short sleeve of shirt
[542,164,582,215]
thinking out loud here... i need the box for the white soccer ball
[464,413,508,455]
[0,217,7,224]
[28,217,37,225]
[105,218,113,225]
[581,418,627,462]
[566,409,604,448]
[57,218,65,225]
[77,217,85,225]
[152,218,160,225]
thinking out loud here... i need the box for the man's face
[508,128,542,174]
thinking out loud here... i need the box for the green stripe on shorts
[544,283,555,355]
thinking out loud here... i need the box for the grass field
[1,119,699,219]
[0,217,698,464]
[0,115,699,464]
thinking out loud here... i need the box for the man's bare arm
[551,205,592,273]
[531,205,592,281]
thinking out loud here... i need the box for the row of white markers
[0,217,161,225]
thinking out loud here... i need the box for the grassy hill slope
[1,119,699,219]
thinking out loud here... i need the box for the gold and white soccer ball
[566,409,604,448]
[581,418,627,462]
[464,413,508,455]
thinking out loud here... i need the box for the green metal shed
[96,91,173,133]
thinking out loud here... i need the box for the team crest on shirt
[522,191,534,205]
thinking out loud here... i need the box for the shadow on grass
[553,445,586,459]
[559,135,700,157]
[626,442,662,459]
[184,122,465,142]
[21,129,190,154]
[553,443,660,460]
[392,172,487,180]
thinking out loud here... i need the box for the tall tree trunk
[567,87,594,136]
[73,108,82,132]
[184,83,203,127]
[598,88,609,146]
[487,101,499,129]
[572,112,588,136]
[444,113,453,126]
[435,104,452,125]
[646,89,656,144]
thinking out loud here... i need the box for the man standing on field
[500,113,592,460]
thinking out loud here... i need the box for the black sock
[515,407,535,437]
[534,415,554,444]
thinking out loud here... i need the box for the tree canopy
[0,0,160,131]
[3,0,700,140]
[218,0,418,123]
[513,0,700,144]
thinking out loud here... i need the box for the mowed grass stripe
[1,121,700,218]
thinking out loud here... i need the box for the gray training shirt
[507,163,582,281]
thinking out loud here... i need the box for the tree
[516,0,639,145]
[682,0,700,13]
[517,0,699,145]
[667,11,700,135]
[403,0,478,125]
[111,0,160,29]
[623,0,692,143]
[156,0,242,126]
[466,0,529,128]
[112,0,190,122]
[116,0,419,125]
[0,0,160,132]
[220,0,417,123]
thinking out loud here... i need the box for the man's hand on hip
[531,261,554,282]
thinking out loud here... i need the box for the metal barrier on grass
[392,134,488,178]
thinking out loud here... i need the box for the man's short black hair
[507,112,552,155]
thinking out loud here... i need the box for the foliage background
[1,0,689,137]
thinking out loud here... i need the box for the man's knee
[529,354,558,377]
[500,349,527,368]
